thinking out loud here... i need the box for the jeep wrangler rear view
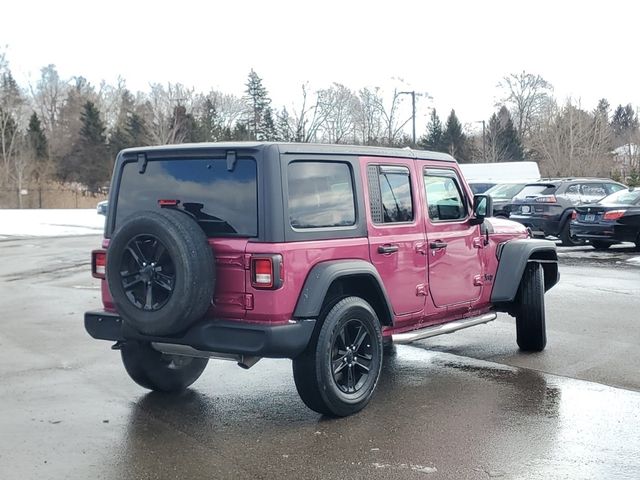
[86,143,559,417]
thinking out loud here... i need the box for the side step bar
[392,313,497,345]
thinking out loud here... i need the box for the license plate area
[584,214,596,222]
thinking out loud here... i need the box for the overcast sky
[2,0,639,135]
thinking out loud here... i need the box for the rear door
[364,159,426,323]
[113,155,259,319]
[420,164,484,308]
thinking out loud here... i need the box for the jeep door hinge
[473,275,483,286]
[416,284,428,296]
[415,242,427,255]
[472,237,485,249]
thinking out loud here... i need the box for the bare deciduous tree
[498,71,553,138]
[530,99,613,176]
[0,56,26,184]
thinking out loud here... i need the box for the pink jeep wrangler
[86,143,558,416]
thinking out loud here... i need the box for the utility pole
[399,91,416,146]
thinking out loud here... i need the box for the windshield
[485,183,526,199]
[600,188,640,205]
[115,158,258,237]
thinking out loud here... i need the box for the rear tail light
[250,255,283,289]
[603,210,626,221]
[92,249,107,279]
[534,195,557,203]
[571,210,577,220]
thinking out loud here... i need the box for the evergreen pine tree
[244,69,274,140]
[60,101,111,191]
[611,104,639,146]
[595,98,610,121]
[109,90,151,156]
[418,109,444,151]
[496,106,524,161]
[441,110,470,162]
[26,112,48,182]
[197,98,223,142]
[276,108,294,142]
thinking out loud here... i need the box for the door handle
[378,244,399,254]
[429,241,448,249]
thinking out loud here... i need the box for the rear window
[115,158,258,237]
[288,161,356,229]
[485,183,526,199]
[514,184,557,199]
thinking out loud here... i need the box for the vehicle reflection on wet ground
[3,346,639,480]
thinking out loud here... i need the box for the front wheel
[121,341,208,392]
[292,297,383,417]
[515,263,546,351]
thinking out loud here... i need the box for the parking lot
[1,236,639,479]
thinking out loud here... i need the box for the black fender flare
[292,260,394,323]
[491,239,559,304]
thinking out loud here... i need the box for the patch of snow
[0,209,104,238]
[627,256,640,265]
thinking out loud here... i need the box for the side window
[367,165,413,223]
[424,170,467,221]
[288,161,356,229]
[564,184,581,201]
[580,183,606,202]
[606,183,625,194]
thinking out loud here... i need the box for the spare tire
[106,209,215,335]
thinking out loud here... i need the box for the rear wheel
[591,240,612,250]
[515,263,546,352]
[121,341,208,392]
[559,220,584,246]
[292,297,383,417]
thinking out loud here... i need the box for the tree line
[1,50,639,200]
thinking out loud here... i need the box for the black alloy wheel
[331,319,374,394]
[292,296,383,417]
[120,235,176,311]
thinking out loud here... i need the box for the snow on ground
[0,209,104,238]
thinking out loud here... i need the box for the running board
[392,313,497,345]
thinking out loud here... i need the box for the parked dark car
[570,187,640,250]
[484,182,528,218]
[508,178,626,245]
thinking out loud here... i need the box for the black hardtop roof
[119,142,456,163]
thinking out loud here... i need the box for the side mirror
[470,194,493,225]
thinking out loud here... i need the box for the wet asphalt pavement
[1,236,639,479]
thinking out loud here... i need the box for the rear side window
[424,170,467,221]
[115,158,258,237]
[288,161,356,229]
[580,183,606,202]
[367,165,414,223]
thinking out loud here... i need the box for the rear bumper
[570,222,637,243]
[509,215,560,237]
[84,311,315,359]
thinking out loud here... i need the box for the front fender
[491,239,559,303]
